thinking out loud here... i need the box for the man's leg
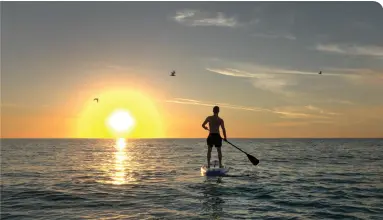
[207,145,213,168]
[217,147,223,168]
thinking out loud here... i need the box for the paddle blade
[247,154,259,166]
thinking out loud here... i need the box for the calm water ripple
[1,138,383,219]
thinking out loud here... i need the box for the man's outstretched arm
[221,119,227,141]
[202,117,209,130]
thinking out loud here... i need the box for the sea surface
[1,138,382,219]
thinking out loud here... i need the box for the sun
[77,88,164,138]
[107,109,135,133]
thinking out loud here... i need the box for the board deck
[201,165,230,176]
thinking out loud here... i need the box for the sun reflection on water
[112,138,129,185]
[116,137,126,150]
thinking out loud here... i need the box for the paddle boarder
[202,106,227,168]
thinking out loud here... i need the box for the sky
[1,1,383,138]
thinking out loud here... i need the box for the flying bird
[170,70,176,76]
[94,98,99,103]
[319,71,322,75]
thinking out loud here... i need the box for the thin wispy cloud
[166,98,269,112]
[206,68,256,78]
[325,99,355,105]
[304,105,340,116]
[205,58,383,100]
[206,64,352,96]
[273,110,329,119]
[172,9,239,27]
[315,44,383,58]
[174,98,202,103]
[166,98,339,120]
[323,67,383,85]
[207,65,347,77]
[324,67,382,76]
[269,120,334,127]
[273,105,341,120]
[206,67,297,95]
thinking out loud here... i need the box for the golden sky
[2,2,383,138]
[2,81,383,138]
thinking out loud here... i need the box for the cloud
[251,75,297,95]
[205,58,383,101]
[315,44,383,58]
[206,64,352,96]
[273,105,342,120]
[206,67,298,95]
[273,110,329,119]
[323,67,383,85]
[304,105,340,116]
[173,98,202,103]
[169,100,383,132]
[207,65,348,78]
[274,106,333,120]
[269,120,334,127]
[269,105,383,129]
[206,68,256,78]
[172,9,239,27]
[324,67,382,76]
[325,99,355,105]
[166,98,269,112]
[315,44,345,54]
[166,98,339,120]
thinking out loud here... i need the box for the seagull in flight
[170,70,176,76]
[94,98,99,103]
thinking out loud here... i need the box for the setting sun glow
[76,89,165,138]
[108,110,135,133]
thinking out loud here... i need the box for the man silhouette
[202,106,227,168]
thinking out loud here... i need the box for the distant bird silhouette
[170,70,176,76]
[94,98,99,103]
[319,71,322,75]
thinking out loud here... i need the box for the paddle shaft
[225,140,248,155]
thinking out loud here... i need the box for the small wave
[274,199,332,209]
[310,210,363,219]
[331,205,381,215]
[3,188,87,202]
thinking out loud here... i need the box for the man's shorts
[207,133,222,148]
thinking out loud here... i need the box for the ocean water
[1,138,382,220]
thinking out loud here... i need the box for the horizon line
[1,137,382,140]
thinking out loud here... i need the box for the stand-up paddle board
[201,160,230,176]
[201,165,230,176]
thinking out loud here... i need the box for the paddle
[225,140,259,166]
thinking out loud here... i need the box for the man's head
[213,106,220,114]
